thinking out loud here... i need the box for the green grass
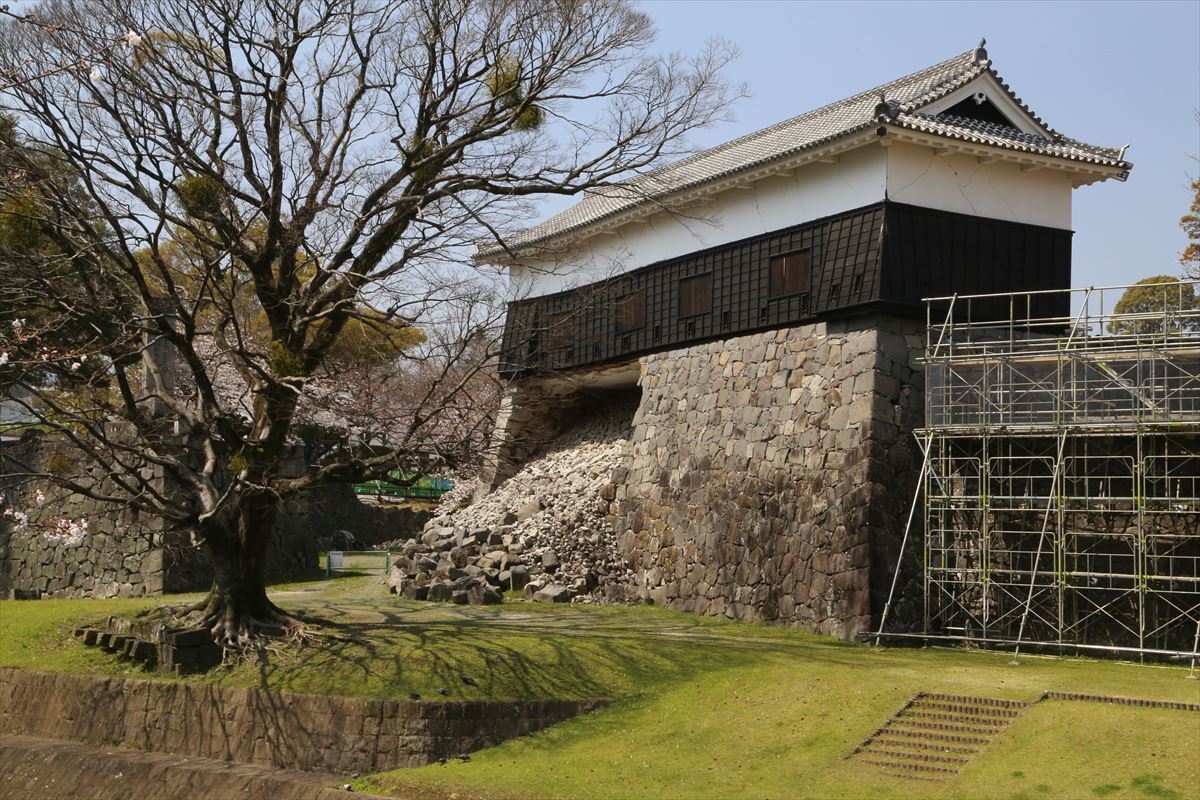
[1,575,1197,800]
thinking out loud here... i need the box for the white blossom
[10,319,24,332]
[2,508,29,530]
[46,517,88,546]
[0,352,8,366]
[71,362,81,371]
[123,30,142,48]
[89,65,103,81]
[34,489,46,507]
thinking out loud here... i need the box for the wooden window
[769,249,812,298]
[545,309,573,348]
[525,313,541,359]
[615,289,645,333]
[679,273,712,317]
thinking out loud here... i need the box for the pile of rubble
[384,401,637,605]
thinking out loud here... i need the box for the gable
[938,94,1015,128]
[917,73,1050,137]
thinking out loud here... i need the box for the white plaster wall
[506,140,1076,301]
[884,141,1073,230]
[508,146,888,300]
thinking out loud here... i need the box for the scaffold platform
[878,282,1200,660]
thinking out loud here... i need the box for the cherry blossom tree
[0,0,737,643]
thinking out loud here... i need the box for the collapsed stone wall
[613,317,925,637]
[470,317,925,636]
[476,362,641,494]
[388,395,639,603]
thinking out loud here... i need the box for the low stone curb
[0,667,610,775]
[0,734,389,800]
[1038,691,1200,712]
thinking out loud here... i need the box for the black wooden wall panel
[501,204,887,376]
[499,201,1074,376]
[878,203,1072,322]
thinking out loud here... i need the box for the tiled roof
[890,112,1127,166]
[484,46,1129,257]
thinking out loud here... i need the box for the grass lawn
[1,575,1197,800]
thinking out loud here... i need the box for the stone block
[533,584,570,603]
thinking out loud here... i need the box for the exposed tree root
[133,597,211,621]
[128,591,314,653]
[189,597,304,651]
[129,587,362,661]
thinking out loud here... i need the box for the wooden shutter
[769,249,812,297]
[615,289,646,333]
[545,309,574,347]
[678,273,712,317]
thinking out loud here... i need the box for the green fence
[324,549,393,577]
[352,472,454,499]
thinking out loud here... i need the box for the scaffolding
[880,281,1200,660]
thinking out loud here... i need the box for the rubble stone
[382,400,639,605]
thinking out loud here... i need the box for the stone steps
[74,621,222,675]
[883,724,991,746]
[871,733,979,755]
[856,757,961,777]
[850,692,1032,781]
[896,712,1008,733]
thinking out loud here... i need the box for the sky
[536,0,1200,290]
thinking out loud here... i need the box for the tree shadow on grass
[216,595,880,707]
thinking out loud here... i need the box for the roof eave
[475,126,884,265]
[881,125,1132,185]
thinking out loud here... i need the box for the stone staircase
[850,692,1031,780]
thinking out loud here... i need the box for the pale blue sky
[616,0,1199,289]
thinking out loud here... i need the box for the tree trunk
[196,489,301,645]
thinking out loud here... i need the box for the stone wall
[0,435,431,598]
[0,667,606,774]
[0,435,171,599]
[612,317,925,638]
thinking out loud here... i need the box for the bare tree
[0,0,736,643]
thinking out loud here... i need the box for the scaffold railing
[876,281,1200,661]
[923,281,1200,432]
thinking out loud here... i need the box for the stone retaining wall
[0,434,430,599]
[0,735,394,800]
[0,668,606,774]
[612,317,925,638]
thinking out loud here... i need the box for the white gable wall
[884,141,1073,230]
[508,146,888,300]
